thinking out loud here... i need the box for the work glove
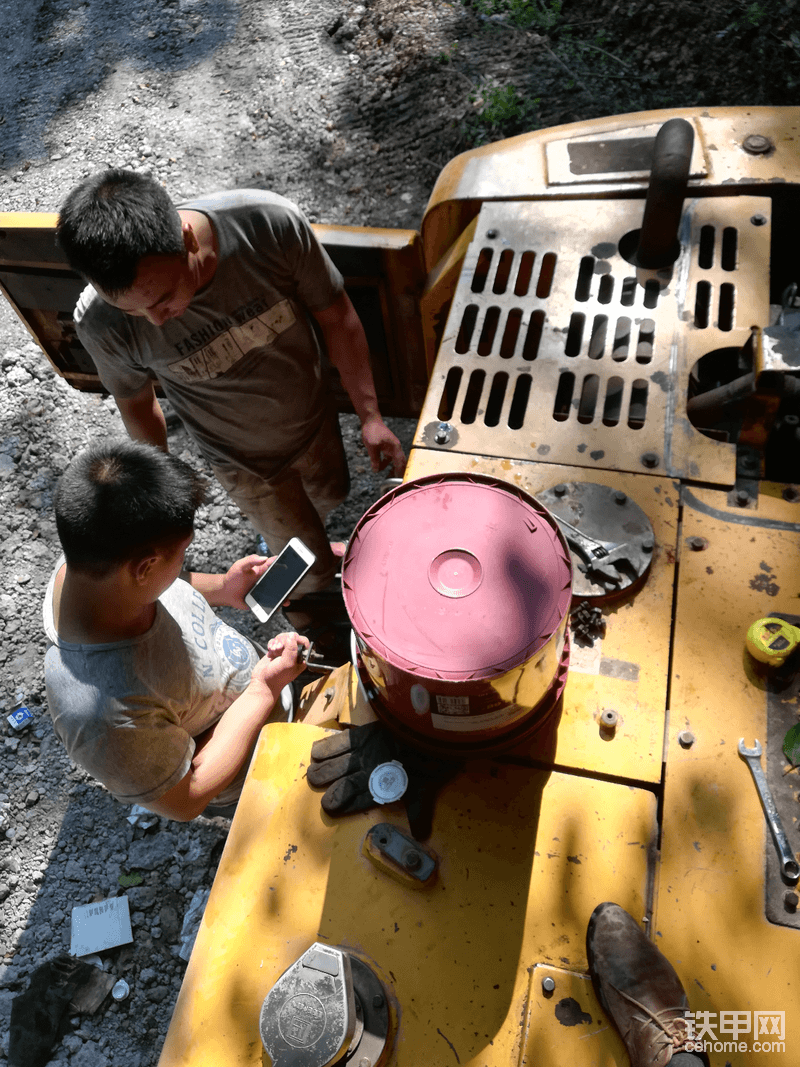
[306,721,460,840]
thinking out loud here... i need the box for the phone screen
[249,545,313,614]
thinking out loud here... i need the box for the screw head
[359,1058,372,1067]
[554,483,567,496]
[784,890,799,912]
[743,133,773,155]
[678,730,695,748]
[613,491,627,505]
[640,452,659,469]
[404,850,422,871]
[687,536,707,551]
[372,993,385,1009]
[486,228,499,239]
[600,709,618,728]
[434,421,452,445]
[542,976,556,994]
[642,537,655,552]
[735,489,750,507]
[751,214,768,226]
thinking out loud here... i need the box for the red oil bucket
[342,473,572,754]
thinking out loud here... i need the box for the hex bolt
[434,422,452,445]
[678,730,695,748]
[640,452,659,469]
[642,537,655,553]
[542,976,556,995]
[743,133,773,155]
[372,994,385,1009]
[404,850,422,871]
[554,483,567,496]
[751,214,767,227]
[783,890,799,912]
[783,486,800,503]
[600,709,618,729]
[687,536,707,551]
[735,489,750,507]
[359,1058,372,1067]
[614,491,627,505]
[486,228,499,239]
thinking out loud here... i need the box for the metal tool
[550,515,632,585]
[738,738,800,884]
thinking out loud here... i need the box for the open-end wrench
[738,738,800,885]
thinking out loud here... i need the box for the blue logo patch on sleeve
[221,633,256,670]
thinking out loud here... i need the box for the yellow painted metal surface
[656,485,800,1063]
[421,107,800,270]
[159,722,656,1067]
[414,195,771,486]
[405,448,676,784]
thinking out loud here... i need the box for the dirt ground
[0,1,797,1064]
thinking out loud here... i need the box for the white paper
[70,896,133,957]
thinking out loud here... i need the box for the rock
[127,832,177,870]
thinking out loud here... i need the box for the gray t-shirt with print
[74,190,344,480]
[43,563,259,806]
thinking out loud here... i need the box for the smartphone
[245,538,317,623]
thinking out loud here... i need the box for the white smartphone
[245,538,317,623]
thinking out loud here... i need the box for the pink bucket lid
[342,474,572,680]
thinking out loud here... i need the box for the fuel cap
[368,761,408,804]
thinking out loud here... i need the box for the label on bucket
[432,705,520,732]
[434,694,470,716]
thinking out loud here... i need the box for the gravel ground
[1,0,797,1064]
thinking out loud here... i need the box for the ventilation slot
[598,275,614,304]
[577,374,600,424]
[471,249,493,293]
[628,379,648,429]
[484,372,509,426]
[461,370,485,424]
[621,277,636,307]
[477,307,501,356]
[612,317,631,362]
[694,281,711,328]
[721,228,738,272]
[643,279,660,309]
[493,250,514,294]
[536,252,557,298]
[588,315,608,360]
[718,283,735,331]
[509,374,531,429]
[553,371,575,422]
[522,309,545,361]
[455,305,479,353]
[636,319,655,363]
[514,251,536,296]
[575,256,594,301]
[698,225,715,269]
[499,309,523,359]
[565,313,585,357]
[438,366,463,420]
[603,377,624,426]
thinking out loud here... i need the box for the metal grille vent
[416,198,770,483]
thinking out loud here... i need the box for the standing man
[56,171,406,594]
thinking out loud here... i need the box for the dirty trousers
[212,406,350,595]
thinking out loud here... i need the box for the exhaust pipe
[634,118,695,269]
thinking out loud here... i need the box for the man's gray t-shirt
[43,564,259,806]
[74,190,344,480]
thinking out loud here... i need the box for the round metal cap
[111,979,130,1001]
[369,761,409,804]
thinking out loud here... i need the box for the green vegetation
[469,0,563,30]
[463,82,541,146]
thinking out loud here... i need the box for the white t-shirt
[43,561,259,806]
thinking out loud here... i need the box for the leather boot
[586,902,706,1067]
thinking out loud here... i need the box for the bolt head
[542,976,556,994]
[613,491,627,505]
[554,483,567,496]
[784,890,799,912]
[404,850,422,871]
[751,214,768,226]
[678,730,695,748]
[486,228,499,239]
[372,993,385,1009]
[642,537,655,552]
[735,489,750,507]
[600,709,618,728]
[687,536,707,552]
[743,133,773,155]
[783,486,800,503]
[641,452,659,469]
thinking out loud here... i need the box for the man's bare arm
[115,380,169,452]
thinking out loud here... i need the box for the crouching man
[42,439,309,821]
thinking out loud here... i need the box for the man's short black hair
[55,440,206,577]
[56,169,185,296]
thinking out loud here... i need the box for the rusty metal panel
[404,448,677,784]
[414,196,771,487]
[159,722,656,1067]
[655,484,800,1062]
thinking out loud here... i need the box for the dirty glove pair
[306,721,460,840]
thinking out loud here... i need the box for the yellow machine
[3,106,800,1066]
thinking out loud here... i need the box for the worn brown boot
[586,902,705,1067]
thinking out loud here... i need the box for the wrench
[738,738,800,885]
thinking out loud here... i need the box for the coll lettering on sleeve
[190,589,209,651]
[169,297,297,383]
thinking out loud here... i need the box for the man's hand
[361,415,406,476]
[218,554,274,610]
[251,631,311,697]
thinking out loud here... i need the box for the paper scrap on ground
[70,896,133,957]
